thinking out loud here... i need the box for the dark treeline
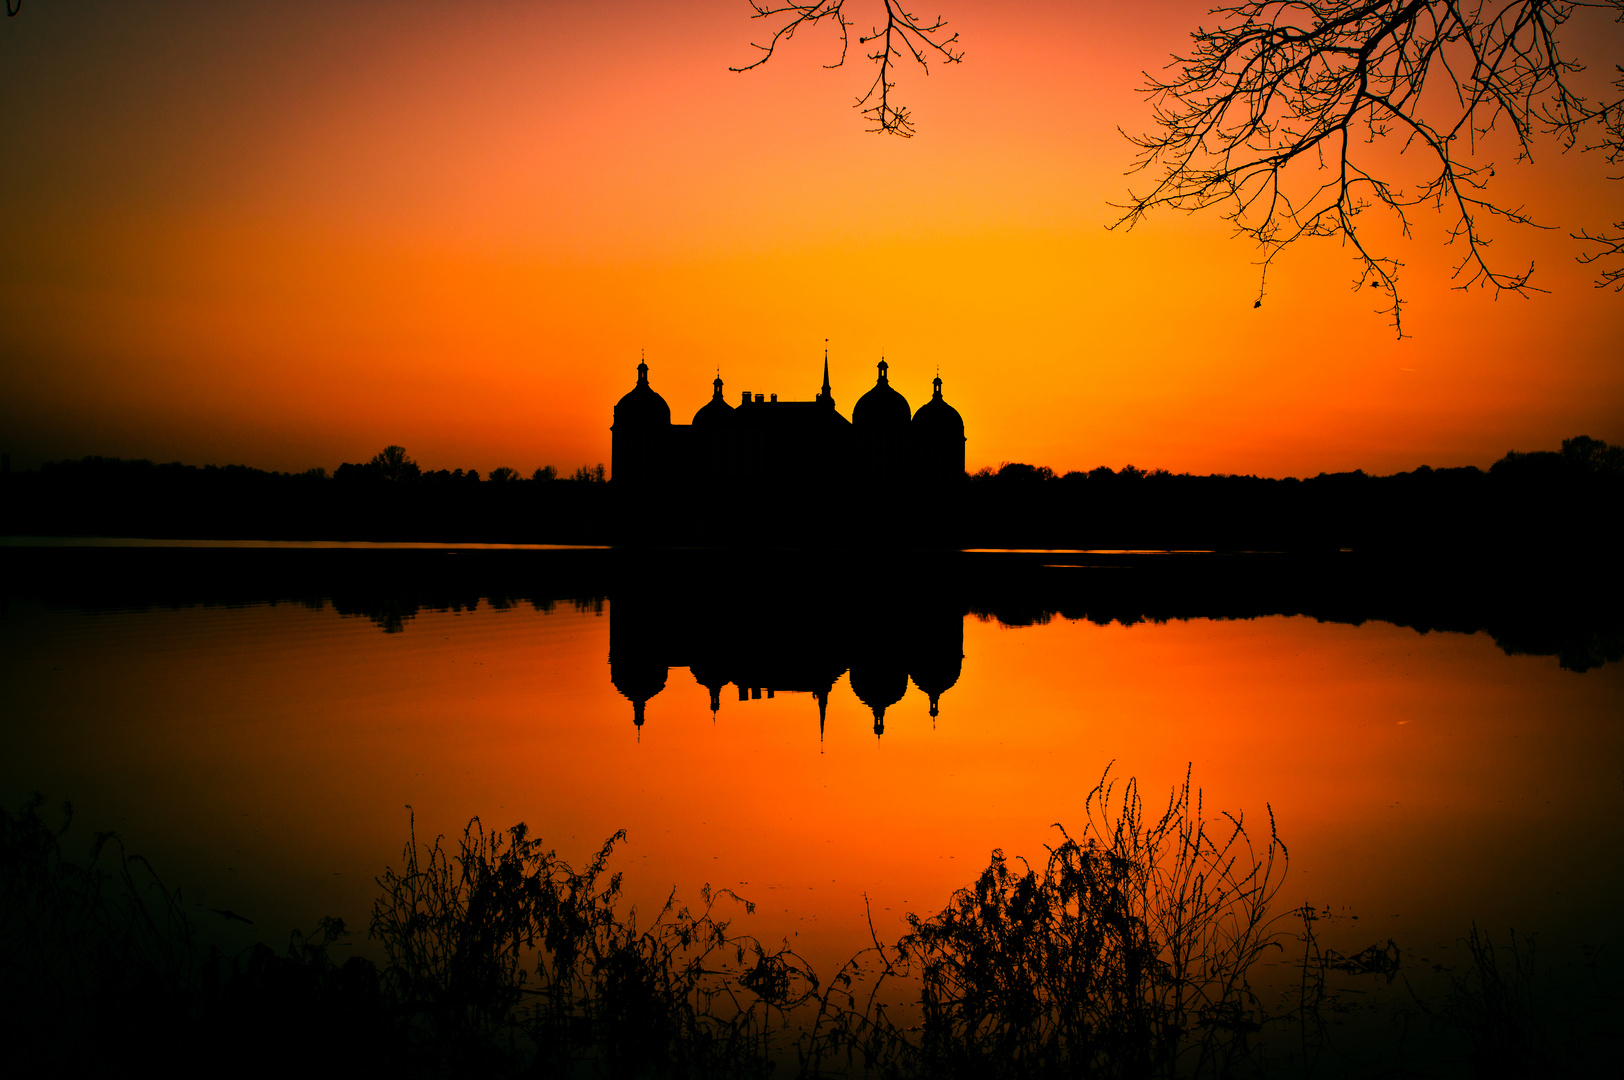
[958,435,1624,552]
[3,437,1621,552]
[0,446,613,544]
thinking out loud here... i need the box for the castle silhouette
[611,353,965,517]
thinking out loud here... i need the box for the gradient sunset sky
[2,0,1620,478]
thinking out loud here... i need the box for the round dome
[693,376,734,427]
[692,397,734,426]
[614,362,671,427]
[912,395,963,434]
[853,361,911,427]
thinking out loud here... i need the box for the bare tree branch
[733,1,963,137]
[1111,1,1624,335]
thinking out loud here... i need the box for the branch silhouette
[733,1,963,136]
[1111,1,1624,335]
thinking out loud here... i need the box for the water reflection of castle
[611,354,965,504]
[608,588,964,738]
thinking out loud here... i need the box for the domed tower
[611,359,672,487]
[911,374,966,490]
[691,373,735,484]
[852,359,912,493]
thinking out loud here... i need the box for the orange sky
[2,0,1620,477]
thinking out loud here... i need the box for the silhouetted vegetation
[1110,0,1624,332]
[1,446,612,544]
[733,0,963,138]
[849,769,1289,1078]
[959,436,1623,555]
[3,437,1619,553]
[8,771,1615,1076]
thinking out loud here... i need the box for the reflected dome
[849,663,908,736]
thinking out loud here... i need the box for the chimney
[755,393,765,403]
[769,393,777,403]
[741,391,751,405]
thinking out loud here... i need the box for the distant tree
[532,465,559,482]
[464,468,481,483]
[1112,1,1624,334]
[1562,434,1624,473]
[571,464,607,483]
[998,463,1056,484]
[368,445,420,483]
[334,461,382,483]
[489,466,520,484]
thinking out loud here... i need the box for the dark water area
[2,545,1622,1074]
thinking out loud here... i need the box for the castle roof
[912,374,963,434]
[693,374,734,427]
[853,359,910,427]
[613,361,671,428]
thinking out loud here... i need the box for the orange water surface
[2,597,1620,977]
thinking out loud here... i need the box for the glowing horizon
[2,1,1620,481]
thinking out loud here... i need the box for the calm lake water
[4,553,1622,998]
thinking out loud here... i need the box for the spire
[637,349,649,386]
[818,340,835,408]
[877,357,889,385]
[712,369,724,401]
[933,374,943,400]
